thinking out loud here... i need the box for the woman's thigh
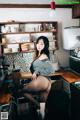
[24,76,51,91]
[35,76,50,90]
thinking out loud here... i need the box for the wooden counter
[19,71,64,79]
[19,72,32,79]
[13,70,80,83]
[61,71,80,83]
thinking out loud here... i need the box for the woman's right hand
[32,72,37,80]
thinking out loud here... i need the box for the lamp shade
[63,27,80,50]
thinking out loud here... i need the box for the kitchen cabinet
[61,71,80,119]
[62,71,80,98]
[70,83,80,120]
[72,5,80,18]
[69,56,80,75]
[0,21,58,54]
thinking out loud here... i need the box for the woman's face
[36,39,45,52]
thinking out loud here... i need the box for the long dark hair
[35,36,50,59]
[30,36,50,73]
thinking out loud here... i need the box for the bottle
[2,37,7,44]
[50,51,59,71]
[40,23,44,31]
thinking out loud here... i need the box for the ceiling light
[50,0,56,10]
[50,0,56,17]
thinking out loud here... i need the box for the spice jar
[2,37,7,44]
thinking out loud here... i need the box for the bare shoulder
[39,54,48,60]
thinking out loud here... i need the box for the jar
[2,37,7,44]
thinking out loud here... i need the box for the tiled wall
[5,51,55,72]
[6,52,34,72]
[4,32,56,72]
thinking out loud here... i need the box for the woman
[22,36,55,103]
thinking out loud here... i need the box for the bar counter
[14,70,80,83]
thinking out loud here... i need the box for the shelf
[0,41,33,45]
[0,21,58,56]
[4,50,35,54]
[3,49,57,55]
[0,30,56,35]
[0,21,57,24]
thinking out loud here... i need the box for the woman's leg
[40,81,51,102]
[23,76,51,102]
[19,76,51,107]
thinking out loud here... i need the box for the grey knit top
[30,59,55,76]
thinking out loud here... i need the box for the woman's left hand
[32,72,37,80]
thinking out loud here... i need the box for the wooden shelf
[3,50,35,54]
[0,21,57,24]
[0,21,58,55]
[0,4,74,8]
[0,41,33,45]
[0,30,56,35]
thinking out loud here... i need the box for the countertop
[13,70,80,83]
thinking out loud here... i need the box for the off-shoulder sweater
[30,59,55,76]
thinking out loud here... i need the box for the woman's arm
[31,72,37,80]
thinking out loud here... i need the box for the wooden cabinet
[70,83,80,120]
[0,21,58,54]
[69,56,80,75]
[72,5,80,18]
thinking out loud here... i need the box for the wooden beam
[0,4,75,8]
